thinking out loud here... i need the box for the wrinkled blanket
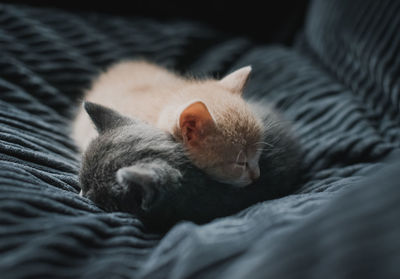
[1,0,400,278]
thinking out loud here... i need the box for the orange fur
[72,61,264,186]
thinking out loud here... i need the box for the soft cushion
[1,0,399,278]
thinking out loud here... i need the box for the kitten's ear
[219,66,252,95]
[84,102,131,133]
[116,166,157,211]
[179,101,215,148]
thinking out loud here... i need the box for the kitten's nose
[250,166,260,181]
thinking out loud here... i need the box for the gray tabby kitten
[79,102,300,232]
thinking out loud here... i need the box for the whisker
[257,148,273,153]
[235,150,243,164]
[255,141,274,148]
[257,147,273,150]
[261,121,291,134]
[264,119,291,127]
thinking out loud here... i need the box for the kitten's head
[80,102,185,212]
[175,66,265,187]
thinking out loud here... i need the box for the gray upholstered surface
[1,0,400,278]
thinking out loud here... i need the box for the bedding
[1,0,400,278]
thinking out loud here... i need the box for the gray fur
[79,102,301,232]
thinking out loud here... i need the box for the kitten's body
[73,61,182,147]
[73,61,265,186]
[80,103,301,232]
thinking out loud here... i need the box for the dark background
[1,0,310,45]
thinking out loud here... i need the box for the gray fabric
[1,0,399,278]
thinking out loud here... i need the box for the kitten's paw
[116,166,157,211]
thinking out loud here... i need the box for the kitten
[73,61,266,187]
[79,102,300,232]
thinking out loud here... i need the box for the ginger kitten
[73,61,265,187]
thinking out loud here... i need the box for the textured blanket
[1,0,400,278]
